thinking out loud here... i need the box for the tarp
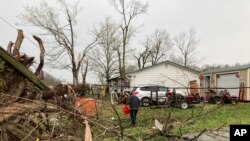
[75,98,97,116]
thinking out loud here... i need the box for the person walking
[127,93,140,126]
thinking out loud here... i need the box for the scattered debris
[0,29,90,140]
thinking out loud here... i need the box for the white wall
[129,63,200,94]
[248,69,250,100]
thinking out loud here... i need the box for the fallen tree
[0,30,123,141]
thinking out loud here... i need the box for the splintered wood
[0,102,43,123]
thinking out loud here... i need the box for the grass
[97,102,250,140]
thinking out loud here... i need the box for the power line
[0,16,39,48]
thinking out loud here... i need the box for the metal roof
[203,64,250,74]
[127,60,200,75]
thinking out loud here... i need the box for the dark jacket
[127,95,140,109]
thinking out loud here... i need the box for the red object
[75,97,97,116]
[132,91,139,94]
[166,92,173,97]
[239,82,244,101]
[122,105,130,115]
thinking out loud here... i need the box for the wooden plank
[0,47,50,91]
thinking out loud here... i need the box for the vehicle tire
[208,97,214,103]
[141,97,151,107]
[231,99,237,105]
[214,96,222,104]
[180,102,188,109]
[195,95,201,103]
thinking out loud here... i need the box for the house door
[216,73,240,97]
[204,76,210,93]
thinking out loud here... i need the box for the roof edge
[127,60,200,75]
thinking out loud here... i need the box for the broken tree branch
[13,29,24,58]
[33,35,45,76]
[7,41,14,54]
[84,120,93,141]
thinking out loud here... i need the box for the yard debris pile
[0,30,87,140]
[0,29,124,141]
[0,29,48,105]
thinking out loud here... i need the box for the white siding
[129,63,199,94]
[248,69,250,100]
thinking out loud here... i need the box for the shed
[200,64,250,101]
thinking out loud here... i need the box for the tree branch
[33,35,45,76]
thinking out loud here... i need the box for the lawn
[96,102,250,141]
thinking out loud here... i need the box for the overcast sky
[1,0,250,83]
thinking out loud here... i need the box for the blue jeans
[130,109,138,126]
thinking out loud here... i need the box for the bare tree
[146,29,173,65]
[173,27,199,67]
[19,0,96,86]
[134,45,150,69]
[90,18,120,84]
[126,65,138,73]
[169,54,183,65]
[81,59,89,84]
[111,0,148,77]
[42,72,62,87]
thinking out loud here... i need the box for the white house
[126,61,200,94]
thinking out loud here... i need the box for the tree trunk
[184,54,187,67]
[117,49,122,77]
[33,36,45,77]
[0,47,50,91]
[73,70,79,86]
[7,41,14,54]
[13,29,24,58]
[82,60,88,84]
[122,39,126,77]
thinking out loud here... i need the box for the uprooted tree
[0,29,53,140]
[0,30,47,104]
[0,29,127,140]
